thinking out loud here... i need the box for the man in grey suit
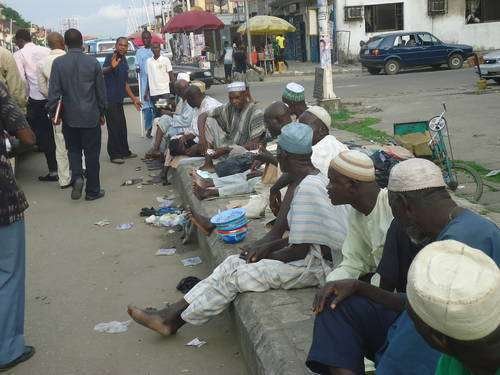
[48,29,107,201]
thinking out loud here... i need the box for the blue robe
[135,47,154,130]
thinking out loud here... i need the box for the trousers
[63,125,101,196]
[0,219,26,365]
[105,103,131,159]
[27,98,57,172]
[53,125,71,186]
[181,254,330,325]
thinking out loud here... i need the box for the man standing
[222,41,233,82]
[102,37,141,165]
[145,42,174,118]
[36,32,71,189]
[0,46,26,111]
[48,29,107,201]
[135,30,154,138]
[14,29,57,182]
[275,34,287,68]
[0,82,36,372]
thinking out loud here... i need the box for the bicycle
[428,103,483,202]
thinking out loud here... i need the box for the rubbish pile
[141,196,187,229]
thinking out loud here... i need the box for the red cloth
[163,10,224,33]
[129,32,164,47]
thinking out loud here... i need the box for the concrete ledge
[172,160,314,375]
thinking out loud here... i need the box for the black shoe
[38,173,58,182]
[146,129,152,139]
[123,153,138,159]
[85,189,105,201]
[110,158,125,164]
[0,346,35,371]
[71,177,84,200]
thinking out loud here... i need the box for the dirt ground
[12,120,248,375]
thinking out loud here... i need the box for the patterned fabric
[0,47,26,111]
[207,102,265,148]
[0,82,29,226]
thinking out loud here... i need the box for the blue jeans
[0,219,26,365]
[142,107,154,131]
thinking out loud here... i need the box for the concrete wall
[335,0,500,59]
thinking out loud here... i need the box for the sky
[4,0,155,38]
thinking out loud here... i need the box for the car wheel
[367,67,381,75]
[448,54,463,69]
[384,59,400,75]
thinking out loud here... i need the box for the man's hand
[269,188,281,217]
[181,133,196,142]
[132,97,142,112]
[99,116,106,126]
[111,54,121,69]
[312,280,359,315]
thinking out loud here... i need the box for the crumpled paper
[94,320,131,334]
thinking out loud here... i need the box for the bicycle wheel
[448,162,483,202]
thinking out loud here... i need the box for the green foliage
[331,111,392,144]
[455,160,500,184]
[1,6,30,29]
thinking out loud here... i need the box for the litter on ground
[94,320,131,334]
[186,337,206,348]
[94,219,112,227]
[156,248,177,256]
[116,223,134,230]
[181,256,203,267]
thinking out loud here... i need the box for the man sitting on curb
[306,158,499,375]
[127,123,349,336]
[145,74,193,159]
[407,240,500,375]
[282,82,307,119]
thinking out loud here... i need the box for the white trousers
[53,125,71,186]
[181,253,331,325]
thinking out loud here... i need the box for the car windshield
[366,38,383,49]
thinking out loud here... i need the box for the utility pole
[317,0,339,110]
[243,0,252,56]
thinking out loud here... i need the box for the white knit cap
[227,81,246,92]
[330,150,375,182]
[305,105,331,128]
[286,82,304,93]
[388,158,445,192]
[177,72,191,82]
[407,239,500,341]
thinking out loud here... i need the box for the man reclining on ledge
[127,122,350,336]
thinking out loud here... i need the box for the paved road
[14,130,247,374]
[208,67,500,170]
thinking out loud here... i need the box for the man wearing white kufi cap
[197,81,265,158]
[282,82,307,118]
[306,157,499,375]
[407,240,500,375]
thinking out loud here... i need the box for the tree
[1,6,30,29]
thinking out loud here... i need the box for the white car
[477,50,500,83]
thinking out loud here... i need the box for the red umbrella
[128,32,164,47]
[163,10,224,33]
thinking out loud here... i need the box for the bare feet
[200,155,215,172]
[127,301,187,336]
[192,182,219,200]
[145,148,162,160]
[186,208,216,236]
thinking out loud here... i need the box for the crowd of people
[0,25,498,375]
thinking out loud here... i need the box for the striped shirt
[287,173,350,256]
[208,101,265,146]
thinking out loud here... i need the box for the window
[364,3,404,33]
[466,0,500,23]
[428,0,447,15]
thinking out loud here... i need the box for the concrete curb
[172,160,314,375]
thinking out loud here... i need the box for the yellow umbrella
[237,15,296,35]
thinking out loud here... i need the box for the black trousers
[27,98,57,172]
[224,64,233,80]
[105,103,131,159]
[62,125,101,196]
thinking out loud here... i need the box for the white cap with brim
[227,81,246,92]
[330,150,375,182]
[388,158,445,192]
[407,239,500,341]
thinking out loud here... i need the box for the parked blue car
[359,32,474,75]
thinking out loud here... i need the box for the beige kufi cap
[388,158,445,192]
[407,239,500,341]
[305,105,332,128]
[227,81,246,92]
[191,80,206,93]
[330,150,375,182]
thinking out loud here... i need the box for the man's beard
[406,224,432,246]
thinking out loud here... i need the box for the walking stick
[137,71,145,138]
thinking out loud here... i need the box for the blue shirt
[376,209,500,375]
[135,47,153,109]
[103,53,129,104]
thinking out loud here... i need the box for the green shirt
[435,354,500,375]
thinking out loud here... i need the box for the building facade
[335,0,500,60]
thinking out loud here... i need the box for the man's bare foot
[200,155,215,172]
[186,208,216,236]
[192,182,219,200]
[127,301,187,336]
[145,149,162,160]
[192,173,214,189]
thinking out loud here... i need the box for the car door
[416,33,446,65]
[392,34,422,66]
